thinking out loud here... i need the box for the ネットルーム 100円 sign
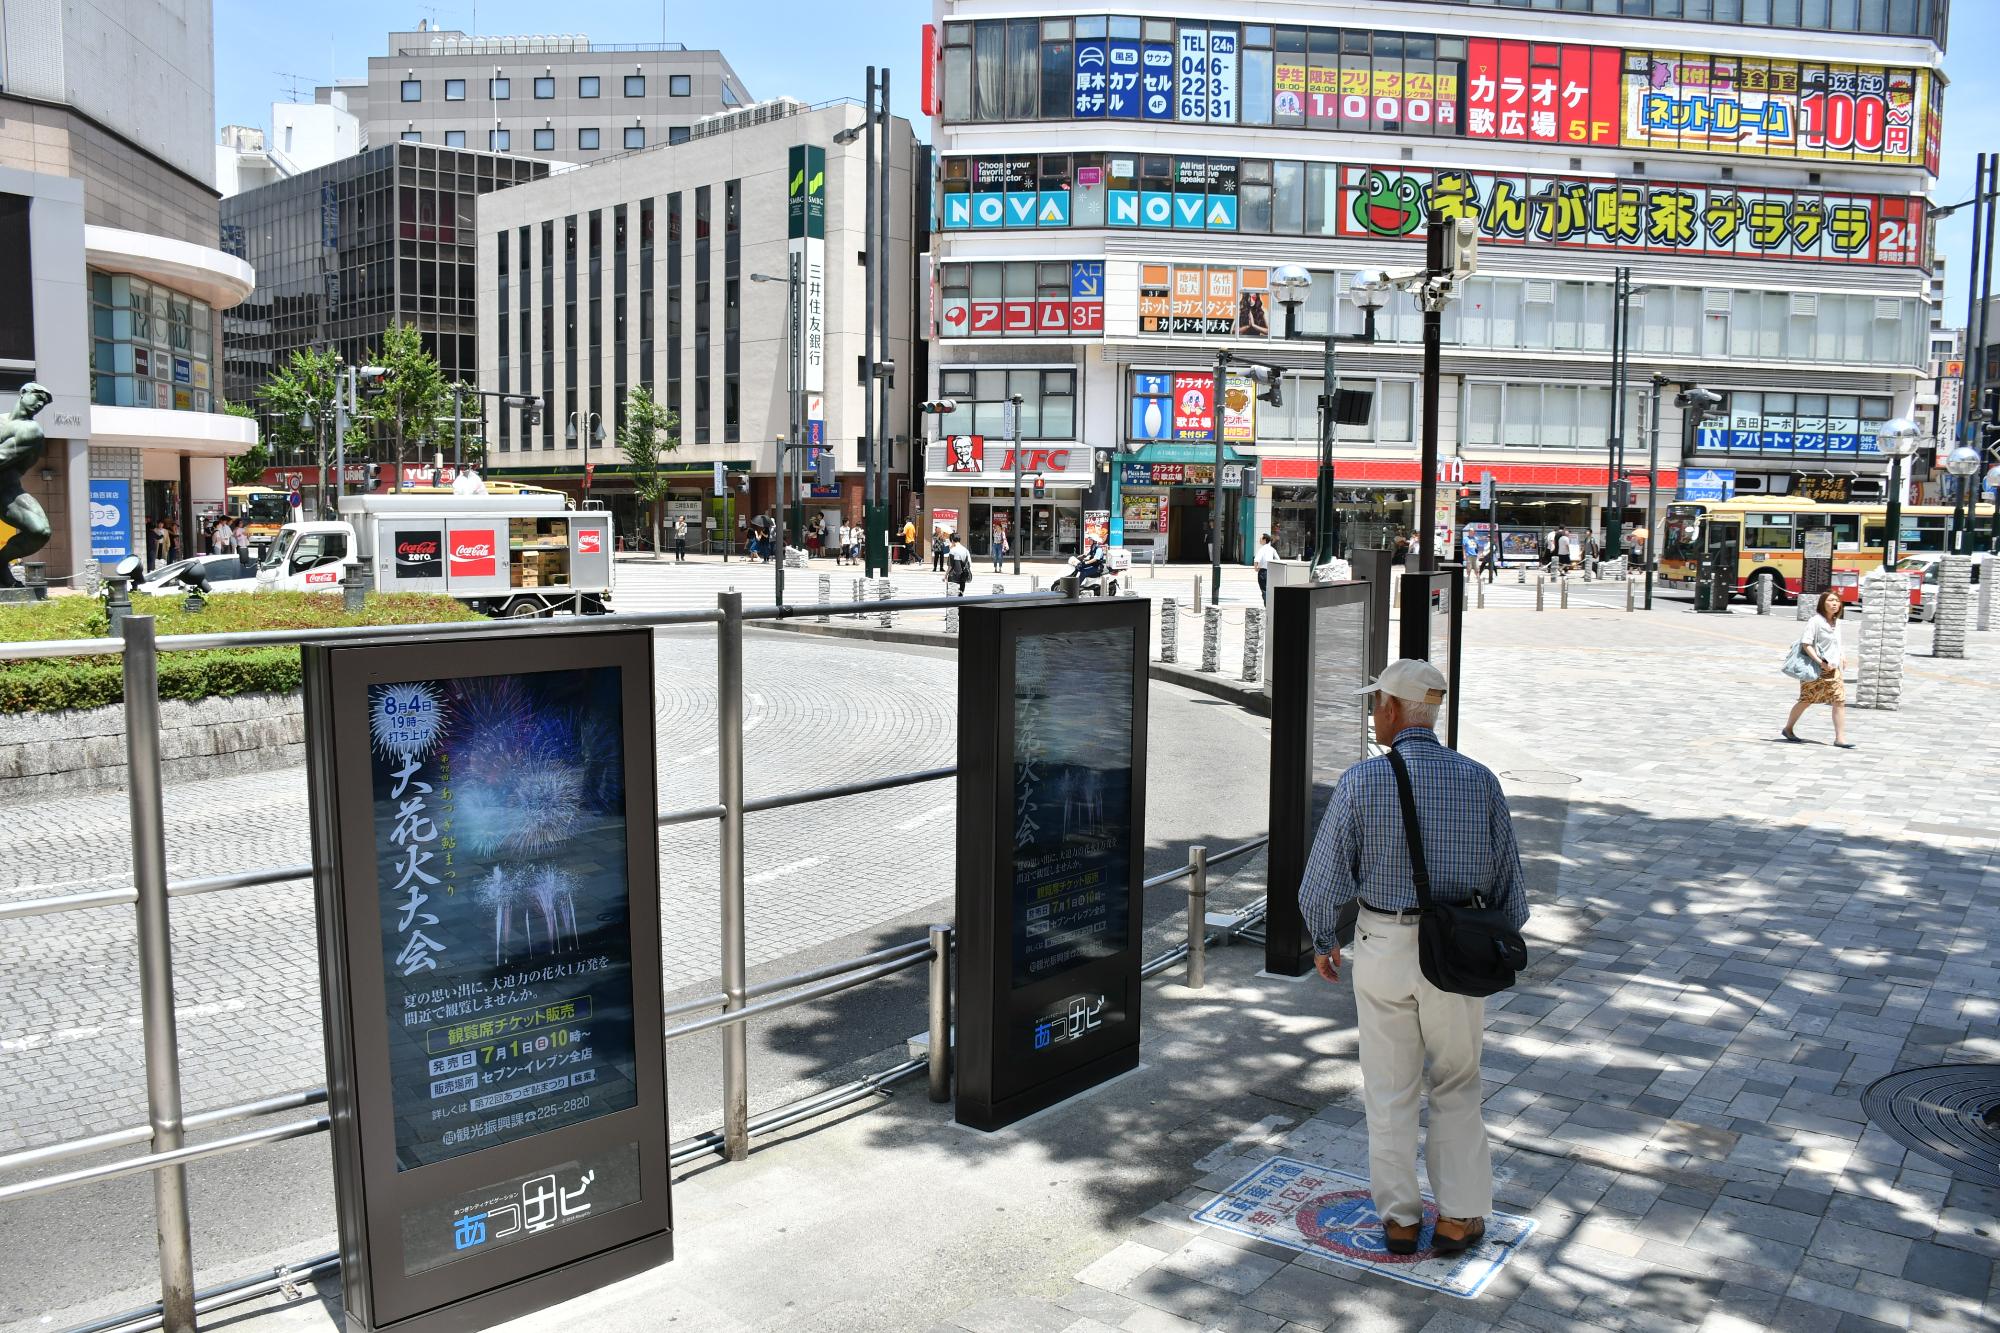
[304,628,671,1332]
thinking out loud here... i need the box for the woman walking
[1784,591,1854,748]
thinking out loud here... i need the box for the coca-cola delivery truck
[256,492,614,617]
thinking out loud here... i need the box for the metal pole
[452,384,463,469]
[1645,374,1665,609]
[1186,845,1208,990]
[124,617,195,1333]
[1417,217,1444,572]
[1314,334,1336,566]
[1211,350,1228,605]
[717,591,749,1161]
[861,68,878,576]
[775,437,787,607]
[336,365,353,508]
[1010,393,1023,575]
[1978,153,1998,552]
[1958,153,1987,556]
[926,923,952,1102]
[1887,453,1906,567]
[877,68,894,561]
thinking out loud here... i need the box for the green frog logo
[1352,170,1426,236]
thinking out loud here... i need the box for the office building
[926,0,1945,563]
[319,24,752,160]
[215,99,363,197]
[475,102,920,540]
[0,0,257,584]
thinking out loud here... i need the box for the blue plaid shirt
[1298,727,1529,955]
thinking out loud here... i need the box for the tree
[367,323,451,484]
[219,402,269,486]
[253,347,365,508]
[617,385,680,553]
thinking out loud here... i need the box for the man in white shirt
[1255,532,1277,598]
[946,532,972,595]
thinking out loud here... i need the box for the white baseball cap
[1354,658,1450,706]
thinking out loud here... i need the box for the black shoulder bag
[1384,747,1527,997]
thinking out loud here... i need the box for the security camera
[1444,218,1480,280]
[1675,387,1724,412]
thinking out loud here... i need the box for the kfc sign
[577,528,603,555]
[927,442,1080,480]
[945,435,986,473]
[450,530,499,578]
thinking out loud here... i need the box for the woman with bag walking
[1783,591,1853,748]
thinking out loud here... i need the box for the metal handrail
[1143,835,1268,890]
[667,949,933,1040]
[0,1087,328,1175]
[0,1116,331,1205]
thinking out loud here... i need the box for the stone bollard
[1535,576,1545,611]
[1200,605,1222,673]
[1392,576,1402,609]
[1559,577,1569,609]
[1160,597,1179,663]
[877,577,893,630]
[817,573,831,624]
[1855,569,1907,711]
[851,576,867,619]
[1516,567,1526,585]
[1625,577,1634,613]
[991,581,1004,598]
[1932,554,1972,660]
[1241,607,1263,683]
[1192,575,1202,614]
[944,603,959,636]
[1755,572,1773,615]
[1980,554,1995,633]
[1030,574,1041,592]
[1476,578,1485,610]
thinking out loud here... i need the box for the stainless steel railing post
[124,617,196,1332]
[1186,845,1208,991]
[927,924,953,1103]
[717,591,750,1161]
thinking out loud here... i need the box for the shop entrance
[1168,490,1211,562]
[977,499,1080,558]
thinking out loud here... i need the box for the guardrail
[0,588,1271,1333]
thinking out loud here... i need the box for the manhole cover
[1499,770,1581,785]
[1861,1064,2000,1187]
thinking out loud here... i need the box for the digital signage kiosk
[954,598,1149,1131]
[1266,582,1372,976]
[303,629,671,1332]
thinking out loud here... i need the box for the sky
[214,0,1997,327]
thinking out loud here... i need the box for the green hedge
[0,592,485,714]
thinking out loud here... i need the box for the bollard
[1030,574,1041,593]
[1625,577,1634,613]
[1192,574,1202,614]
[1932,554,1972,659]
[816,573,831,624]
[991,581,1004,598]
[850,576,866,618]
[1475,578,1485,610]
[1200,605,1222,672]
[1559,576,1568,609]
[1755,571,1773,615]
[1979,554,1995,632]
[1516,567,1525,585]
[943,602,959,635]
[1392,576,1402,609]
[1186,845,1209,990]
[927,924,953,1101]
[877,576,893,629]
[1241,607,1263,683]
[1160,596,1179,663]
[1536,576,1544,611]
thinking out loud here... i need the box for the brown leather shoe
[1430,1215,1486,1255]
[1382,1219,1422,1255]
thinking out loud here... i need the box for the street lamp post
[1876,417,1922,567]
[1270,266,1387,570]
[751,269,805,541]
[1946,439,1983,552]
[1644,373,1666,610]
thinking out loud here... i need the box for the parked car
[136,554,261,596]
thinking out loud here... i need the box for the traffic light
[734,470,751,493]
[356,366,393,397]
[1241,364,1283,408]
[364,462,383,487]
[918,399,958,416]
[815,451,836,488]
[1031,473,1046,499]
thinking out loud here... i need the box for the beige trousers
[1352,907,1493,1225]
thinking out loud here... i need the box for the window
[533,127,555,150]
[89,270,214,412]
[534,76,555,99]
[490,77,510,99]
[668,126,690,145]
[624,126,645,150]
[1460,381,1643,451]
[400,130,422,142]
[935,368,1077,440]
[578,128,600,150]
[401,79,422,102]
[578,76,600,98]
[624,74,645,97]
[445,79,465,101]
[489,128,511,151]
[669,74,691,97]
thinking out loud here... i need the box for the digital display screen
[1010,627,1135,988]
[368,667,639,1171]
[1309,601,1369,836]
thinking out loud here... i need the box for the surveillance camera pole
[1211,348,1233,605]
[1417,215,1446,573]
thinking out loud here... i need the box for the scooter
[1054,547,1119,598]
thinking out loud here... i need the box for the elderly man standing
[1299,658,1528,1258]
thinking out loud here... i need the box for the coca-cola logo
[577,529,602,554]
[397,540,438,557]
[393,528,443,579]
[448,528,499,578]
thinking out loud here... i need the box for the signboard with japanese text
[88,479,133,562]
[303,630,671,1332]
[1622,51,1932,167]
[955,599,1148,1131]
[1138,264,1272,337]
[788,144,827,392]
[1464,38,1621,146]
[938,260,1105,339]
[1335,166,1923,266]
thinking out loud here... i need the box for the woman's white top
[1800,613,1844,671]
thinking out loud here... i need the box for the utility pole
[876,67,894,570]
[1607,267,1630,561]
[1645,372,1665,610]
[1417,216,1445,572]
[1210,348,1231,605]
[1957,152,1990,554]
[1009,392,1024,576]
[1976,153,1998,552]
[335,364,355,510]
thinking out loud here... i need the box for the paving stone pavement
[917,597,2000,1333]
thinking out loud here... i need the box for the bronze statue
[0,383,53,587]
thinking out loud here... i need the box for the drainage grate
[1499,770,1582,785]
[1861,1064,2000,1187]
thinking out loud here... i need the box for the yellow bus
[1659,495,1995,604]
[225,485,294,551]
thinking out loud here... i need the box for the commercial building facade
[320,26,752,160]
[925,0,1944,564]
[474,102,920,544]
[1,0,257,584]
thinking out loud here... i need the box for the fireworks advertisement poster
[1009,628,1135,989]
[367,666,640,1172]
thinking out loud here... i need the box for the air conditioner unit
[1849,477,1884,501]
[1703,289,1732,314]
[1875,297,1902,321]
[1790,292,1819,318]
[1525,279,1555,305]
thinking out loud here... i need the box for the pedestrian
[673,515,688,563]
[149,518,167,567]
[946,530,972,595]
[903,517,919,566]
[210,516,231,554]
[1783,591,1854,748]
[807,518,823,560]
[1255,532,1276,598]
[1481,535,1499,584]
[1582,530,1601,577]
[165,518,181,563]
[932,527,948,573]
[1299,658,1529,1259]
[992,523,1008,572]
[1390,532,1408,567]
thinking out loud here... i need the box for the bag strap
[1383,746,1435,911]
